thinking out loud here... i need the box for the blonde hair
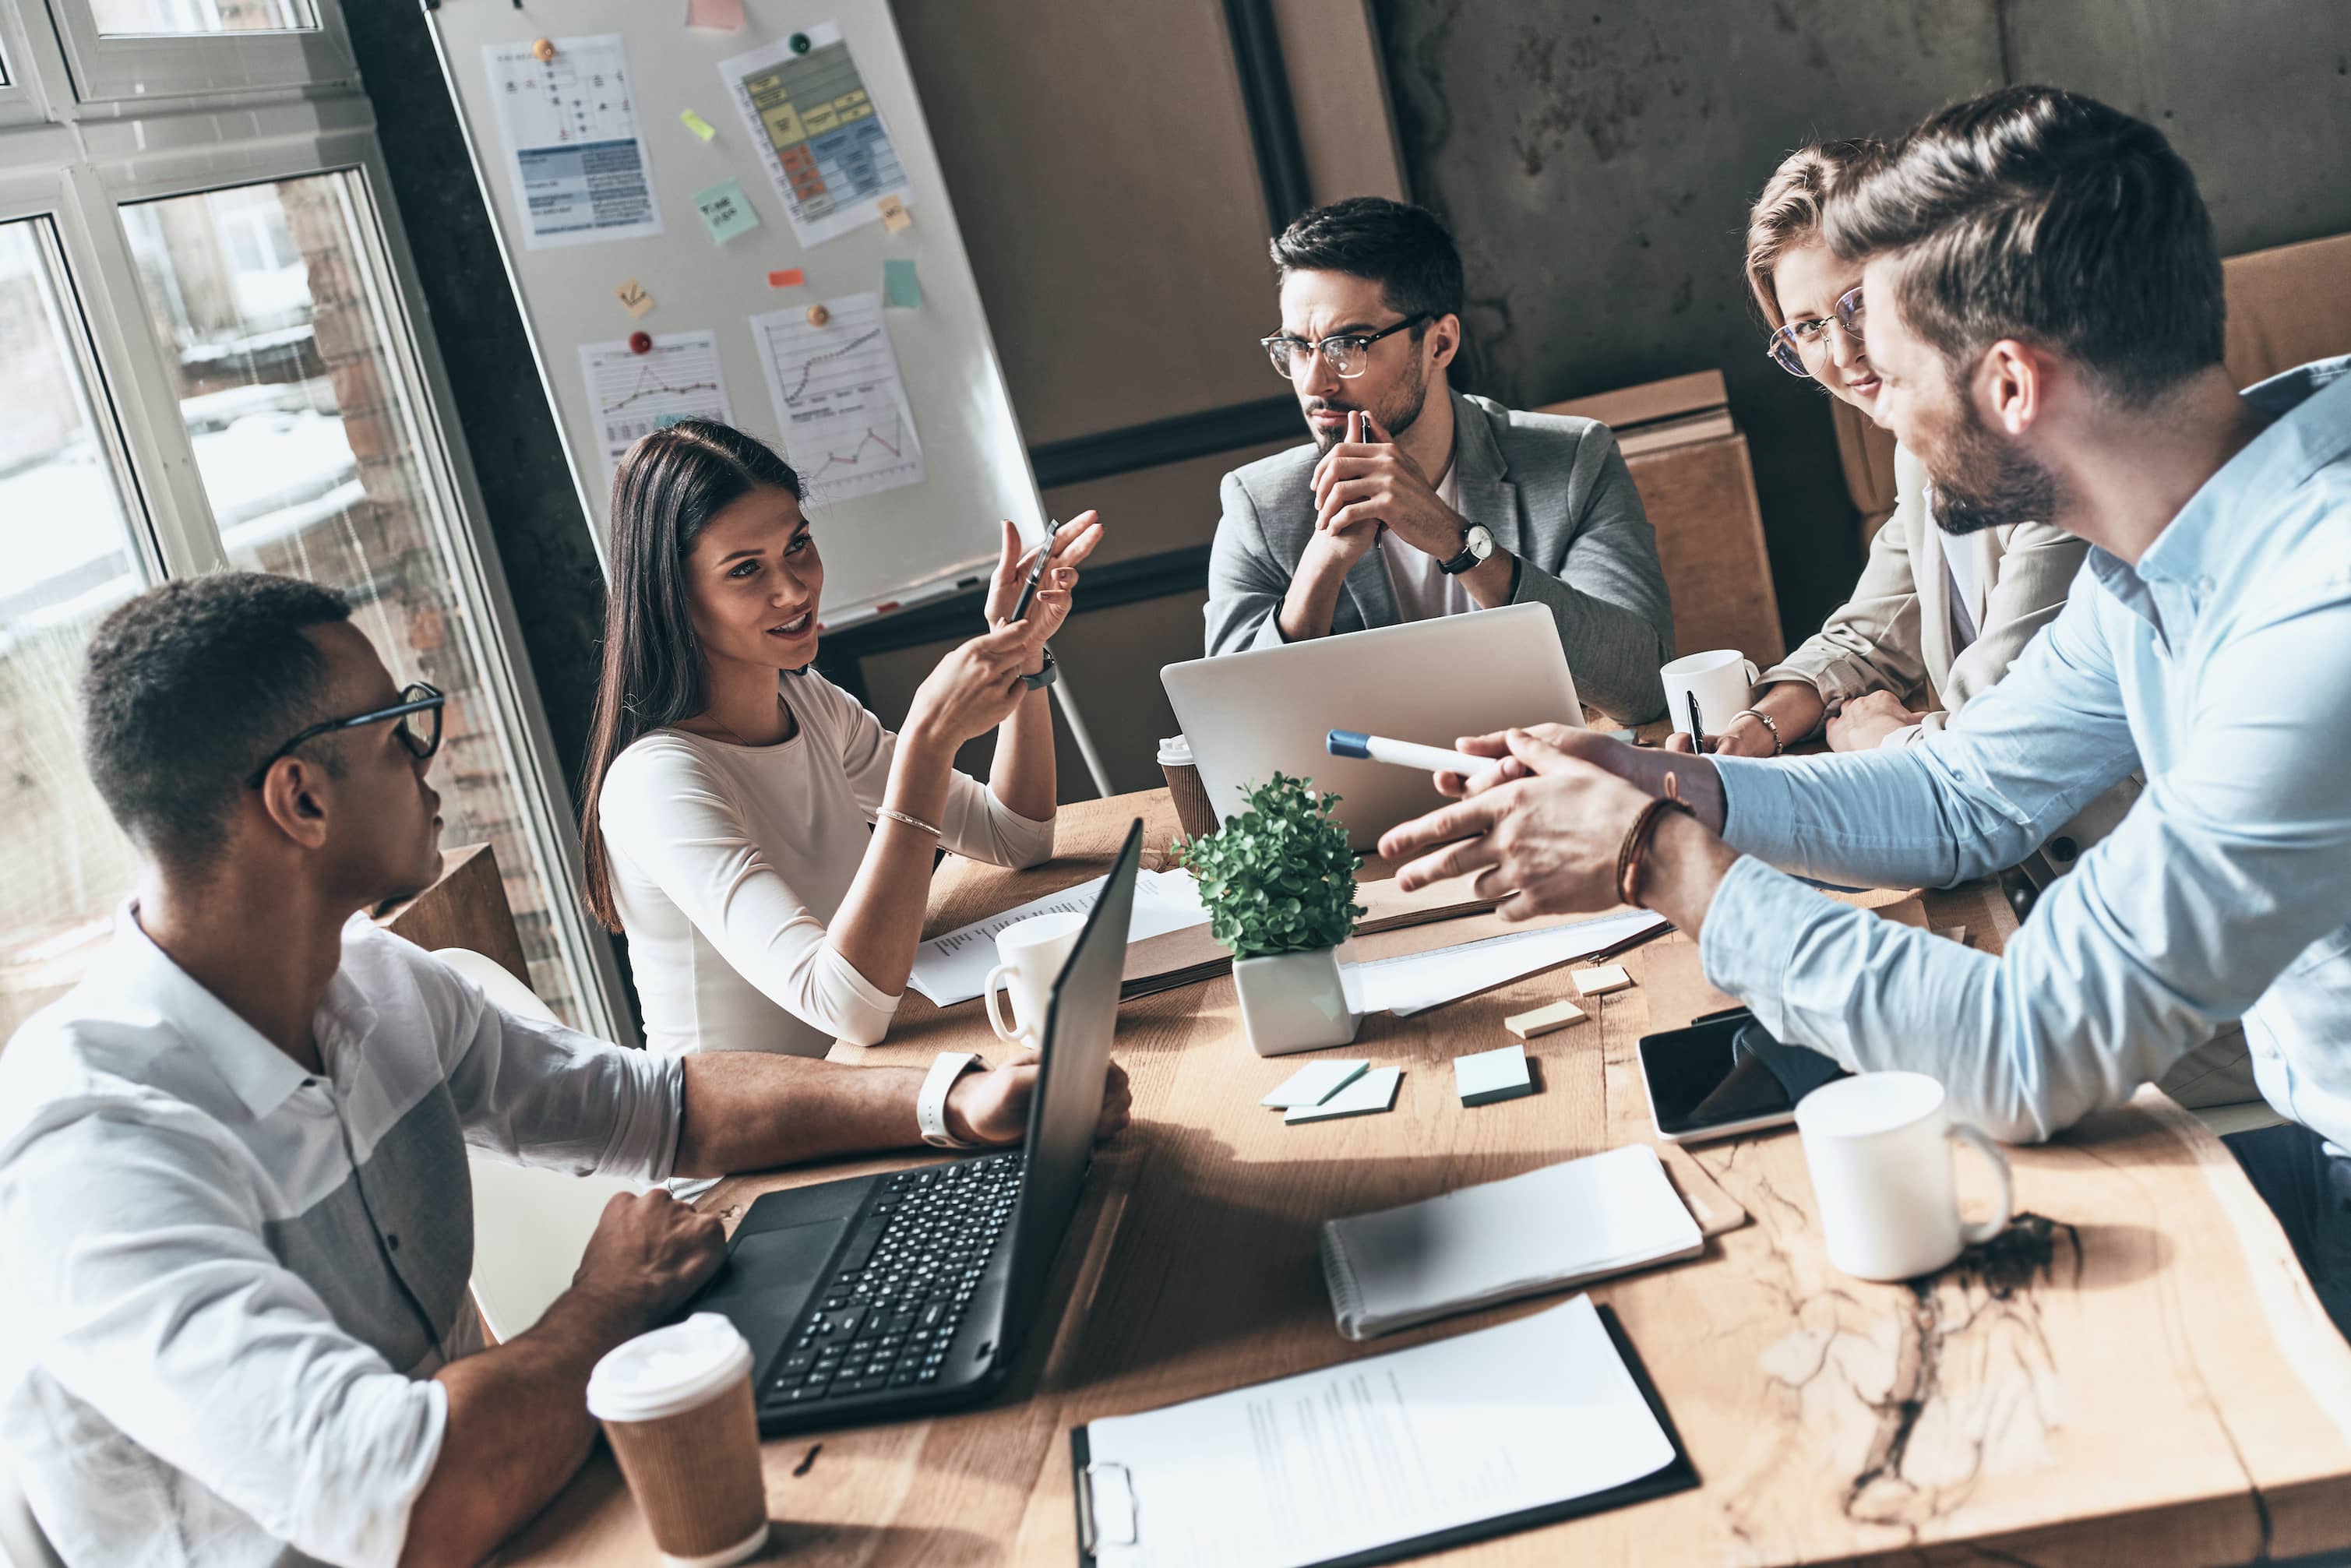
[1743,139,1883,329]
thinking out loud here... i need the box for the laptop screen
[995,818,1140,1334]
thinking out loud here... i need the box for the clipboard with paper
[1067,1295,1697,1567]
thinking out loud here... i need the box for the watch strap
[918,1052,983,1147]
[1436,524,1491,576]
[1021,645,1058,691]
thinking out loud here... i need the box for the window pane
[124,175,589,1027]
[0,222,148,1041]
[89,0,317,36]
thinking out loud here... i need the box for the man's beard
[1923,396,2061,537]
[1305,353,1429,454]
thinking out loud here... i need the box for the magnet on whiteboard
[805,304,830,327]
[628,330,652,354]
[789,32,811,54]
[531,37,556,62]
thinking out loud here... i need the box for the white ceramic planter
[1232,945,1361,1057]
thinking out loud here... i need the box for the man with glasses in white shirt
[0,573,1129,1566]
[1204,196,1676,724]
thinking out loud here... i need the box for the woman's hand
[1664,713,1777,758]
[1824,689,1925,752]
[903,620,1038,756]
[985,510,1103,652]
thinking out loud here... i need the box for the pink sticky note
[686,0,745,29]
[767,269,805,287]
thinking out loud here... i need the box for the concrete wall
[1372,0,2351,640]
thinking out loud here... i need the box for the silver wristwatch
[1437,523,1496,576]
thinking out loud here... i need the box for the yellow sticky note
[615,279,654,319]
[679,109,717,143]
[878,194,911,233]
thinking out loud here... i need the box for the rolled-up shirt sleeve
[0,1105,445,1568]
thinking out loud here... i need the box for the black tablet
[1638,1009,1849,1143]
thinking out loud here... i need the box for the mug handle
[983,963,1025,1048]
[1741,658,1761,687]
[1947,1124,2014,1245]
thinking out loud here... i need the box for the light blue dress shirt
[1702,356,2351,1147]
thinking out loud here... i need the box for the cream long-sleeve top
[597,668,1055,1059]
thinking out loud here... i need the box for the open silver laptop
[1161,603,1584,851]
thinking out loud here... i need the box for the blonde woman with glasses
[1669,139,2089,760]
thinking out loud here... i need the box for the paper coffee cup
[1158,735,1218,843]
[587,1313,770,1568]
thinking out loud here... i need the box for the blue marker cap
[1327,729,1371,759]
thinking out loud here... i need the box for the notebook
[1070,1295,1696,1567]
[1318,1145,1704,1340]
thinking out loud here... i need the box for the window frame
[0,0,628,1039]
[48,0,354,107]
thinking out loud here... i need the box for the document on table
[1073,1294,1683,1568]
[906,870,1208,1006]
[482,34,662,249]
[1344,909,1667,1017]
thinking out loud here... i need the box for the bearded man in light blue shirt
[1379,86,2351,1337]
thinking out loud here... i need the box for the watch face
[1468,525,1493,559]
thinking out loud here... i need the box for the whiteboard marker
[1326,730,1489,777]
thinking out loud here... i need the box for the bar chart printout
[749,292,926,503]
[577,330,735,487]
[721,23,911,247]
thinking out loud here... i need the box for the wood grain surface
[503,791,2351,1568]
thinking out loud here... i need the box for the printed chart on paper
[483,34,661,249]
[577,331,735,487]
[720,23,911,247]
[749,292,925,502]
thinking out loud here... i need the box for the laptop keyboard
[763,1152,1025,1407]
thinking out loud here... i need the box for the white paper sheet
[576,331,735,488]
[1343,909,1667,1017]
[748,291,925,503]
[483,35,662,249]
[719,23,912,248]
[1079,1294,1675,1568]
[906,869,1208,1006]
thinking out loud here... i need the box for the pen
[1327,730,1489,777]
[1686,691,1707,752]
[1008,518,1060,623]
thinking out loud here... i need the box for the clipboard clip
[1077,1461,1139,1554]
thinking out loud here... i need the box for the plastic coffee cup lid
[586,1313,753,1423]
[1157,734,1193,766]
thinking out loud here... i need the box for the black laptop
[686,819,1141,1434]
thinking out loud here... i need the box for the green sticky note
[680,108,717,142]
[693,178,761,245]
[883,258,922,308]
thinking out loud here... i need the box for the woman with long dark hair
[579,419,1101,1062]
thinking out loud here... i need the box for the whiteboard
[424,0,1044,628]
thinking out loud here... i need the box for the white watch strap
[918,1052,982,1148]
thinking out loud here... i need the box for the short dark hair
[1822,85,2225,406]
[1270,197,1465,326]
[80,572,352,870]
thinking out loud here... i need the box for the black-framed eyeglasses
[246,682,445,788]
[1766,285,1867,376]
[1261,313,1432,381]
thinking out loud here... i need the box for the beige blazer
[1759,443,2088,733]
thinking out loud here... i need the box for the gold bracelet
[876,806,942,838]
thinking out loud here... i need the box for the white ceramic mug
[1660,650,1761,746]
[984,911,1087,1052]
[1795,1072,2014,1281]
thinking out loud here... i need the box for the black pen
[1686,690,1708,752]
[1008,518,1060,622]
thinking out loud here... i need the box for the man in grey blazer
[1204,198,1675,722]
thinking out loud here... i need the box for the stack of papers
[905,869,1208,1005]
[1344,909,1667,1017]
[1319,1145,1703,1339]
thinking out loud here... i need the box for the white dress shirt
[596,667,1054,1060]
[0,908,684,1566]
[1703,357,2351,1147]
[1378,462,1475,624]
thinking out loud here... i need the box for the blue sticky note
[693,178,761,245]
[883,258,922,308]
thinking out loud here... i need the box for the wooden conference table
[510,790,2351,1566]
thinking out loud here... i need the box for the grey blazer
[1203,389,1676,722]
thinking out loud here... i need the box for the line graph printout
[578,331,735,487]
[750,293,925,502]
[720,23,911,248]
[484,34,661,249]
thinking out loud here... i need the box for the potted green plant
[1175,773,1367,1055]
